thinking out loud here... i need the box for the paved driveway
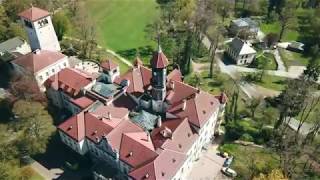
[187,137,231,180]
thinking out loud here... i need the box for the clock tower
[19,7,61,52]
[150,45,169,113]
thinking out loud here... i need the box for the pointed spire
[157,35,162,53]
[150,35,169,69]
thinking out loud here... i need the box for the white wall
[35,56,69,91]
[22,16,60,52]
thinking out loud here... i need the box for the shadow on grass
[116,46,153,63]
[33,133,93,180]
[222,53,236,65]
[273,80,287,85]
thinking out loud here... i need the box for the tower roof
[19,7,50,22]
[150,46,169,69]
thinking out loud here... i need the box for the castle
[10,7,227,180]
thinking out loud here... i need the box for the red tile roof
[120,132,158,168]
[106,120,143,151]
[215,92,228,104]
[161,118,198,153]
[150,48,169,69]
[70,96,95,109]
[46,68,94,97]
[101,60,118,71]
[58,112,85,142]
[167,69,183,82]
[114,66,152,94]
[133,57,143,67]
[168,91,220,128]
[13,50,66,73]
[91,105,129,128]
[85,113,114,143]
[19,7,50,21]
[166,80,198,105]
[129,149,186,180]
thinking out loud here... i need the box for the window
[39,76,43,81]
[46,72,49,76]
[24,20,32,28]
[52,69,55,73]
[38,18,49,28]
[63,62,67,67]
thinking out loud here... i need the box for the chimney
[107,112,112,119]
[160,127,172,139]
[34,49,41,54]
[146,132,151,142]
[156,115,162,127]
[95,136,100,142]
[182,99,187,111]
[197,88,201,94]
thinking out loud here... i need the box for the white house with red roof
[11,7,68,91]
[13,49,69,91]
[55,46,227,180]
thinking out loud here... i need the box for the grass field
[279,48,310,67]
[219,143,280,180]
[261,22,299,42]
[83,0,159,55]
[252,52,278,70]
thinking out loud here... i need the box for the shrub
[260,127,273,142]
[240,133,254,142]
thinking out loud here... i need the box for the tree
[253,169,288,180]
[207,21,225,78]
[246,98,262,119]
[264,33,279,48]
[12,100,55,155]
[274,78,309,129]
[278,1,298,41]
[216,0,232,22]
[74,4,97,59]
[2,0,31,21]
[53,12,70,41]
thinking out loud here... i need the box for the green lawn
[252,52,277,70]
[261,22,299,42]
[83,0,159,55]
[241,73,287,91]
[279,48,310,67]
[184,71,231,95]
[256,74,287,91]
[219,143,280,180]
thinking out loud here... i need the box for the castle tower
[150,45,169,113]
[19,7,61,52]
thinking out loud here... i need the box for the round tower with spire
[150,44,169,113]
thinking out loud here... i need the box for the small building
[13,49,69,91]
[0,37,31,56]
[287,41,305,53]
[227,38,257,65]
[100,59,120,82]
[230,18,260,39]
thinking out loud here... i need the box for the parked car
[223,156,234,167]
[221,167,237,177]
[218,151,229,158]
